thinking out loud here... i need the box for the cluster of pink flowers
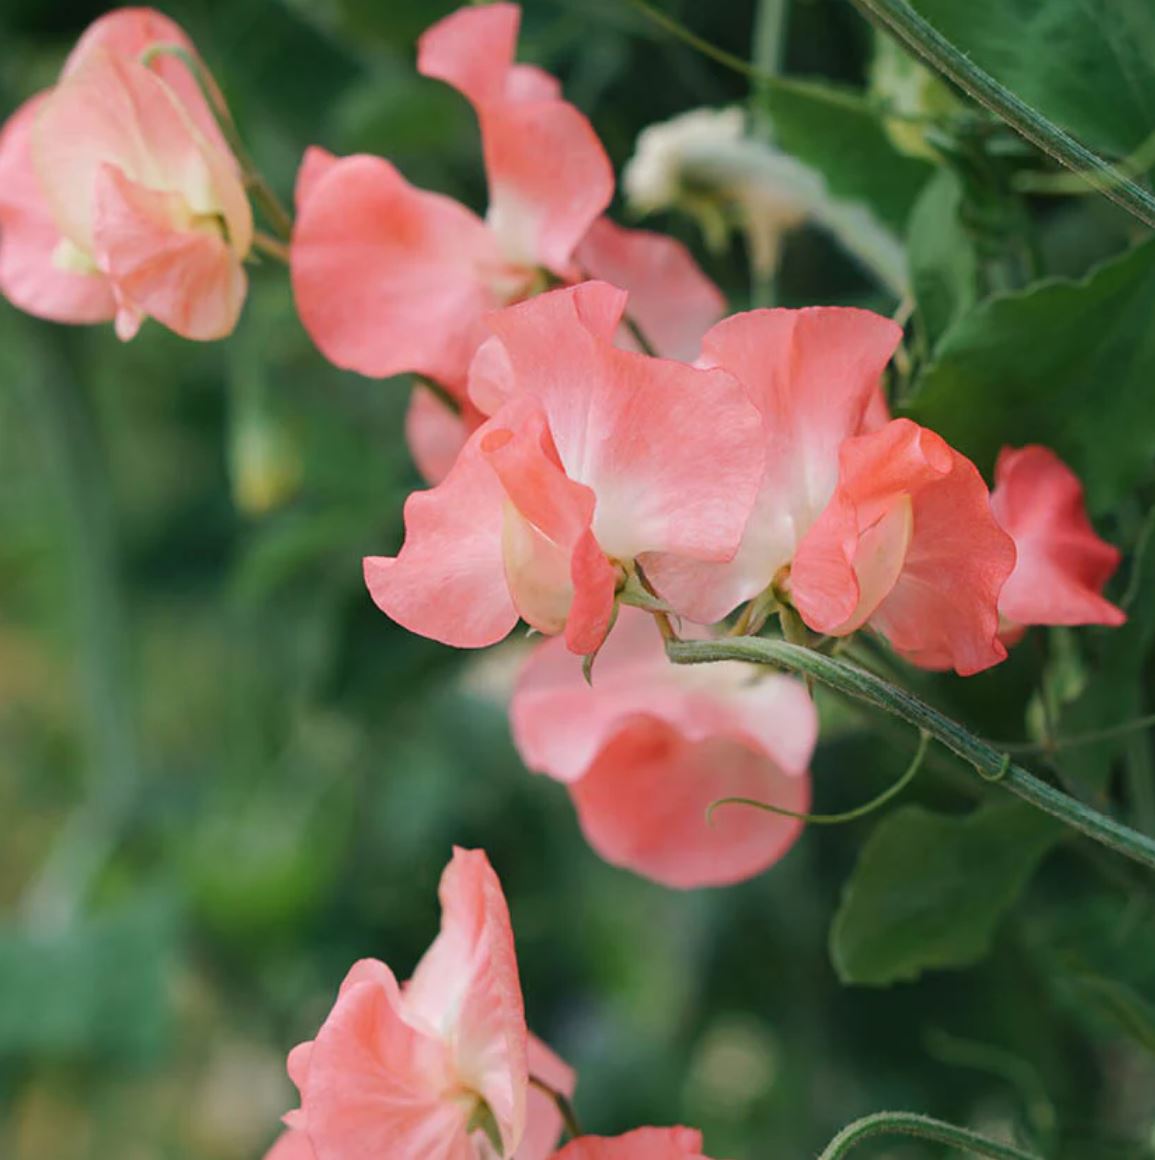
[267,848,716,1160]
[0,6,1130,1157]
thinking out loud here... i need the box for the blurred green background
[2,1,1155,1157]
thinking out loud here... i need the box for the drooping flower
[364,282,764,656]
[283,847,573,1160]
[512,608,816,888]
[553,1128,716,1159]
[0,8,251,340]
[990,444,1126,642]
[292,3,725,484]
[622,105,907,296]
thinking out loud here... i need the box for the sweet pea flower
[265,1133,316,1160]
[283,847,574,1160]
[512,608,816,888]
[642,307,1016,675]
[364,282,764,657]
[291,2,725,483]
[990,444,1126,642]
[554,1128,716,1159]
[0,8,252,340]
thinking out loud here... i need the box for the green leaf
[760,76,933,233]
[908,0,1155,157]
[830,802,1059,985]
[1058,972,1155,1055]
[907,168,979,347]
[908,237,1155,512]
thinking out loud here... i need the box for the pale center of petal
[837,492,914,634]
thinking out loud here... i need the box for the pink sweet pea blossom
[553,1128,715,1159]
[265,1133,316,1160]
[641,307,1017,675]
[364,282,764,656]
[512,608,816,888]
[291,2,725,484]
[0,8,252,340]
[283,848,573,1160]
[990,444,1126,642]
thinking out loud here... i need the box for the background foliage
[1,0,1154,1157]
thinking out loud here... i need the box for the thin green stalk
[17,330,141,930]
[710,728,928,825]
[667,637,1155,872]
[748,0,789,307]
[846,0,1155,230]
[819,1111,1041,1160]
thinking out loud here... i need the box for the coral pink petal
[576,218,725,362]
[796,419,1015,675]
[482,99,613,274]
[303,964,472,1160]
[61,7,229,152]
[564,531,619,656]
[92,164,245,340]
[992,445,1125,629]
[0,94,115,323]
[518,1034,576,1160]
[406,385,479,485]
[291,153,505,387]
[508,64,562,102]
[295,145,340,210]
[486,283,763,570]
[571,721,811,888]
[469,334,519,417]
[404,848,529,1156]
[364,417,520,649]
[554,1127,711,1159]
[417,3,521,108]
[512,607,816,783]
[264,1133,316,1160]
[644,307,902,624]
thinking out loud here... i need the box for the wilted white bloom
[623,105,907,296]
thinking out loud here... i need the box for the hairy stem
[668,637,1155,872]
[819,1111,1041,1159]
[846,0,1155,230]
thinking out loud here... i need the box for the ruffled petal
[301,961,471,1160]
[91,163,246,340]
[992,445,1125,631]
[554,1127,711,1159]
[418,3,612,274]
[0,94,115,323]
[364,414,519,649]
[485,283,764,572]
[61,6,230,154]
[291,152,505,388]
[794,419,1015,675]
[643,307,901,623]
[575,217,725,362]
[403,849,529,1157]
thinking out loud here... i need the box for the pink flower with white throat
[0,8,252,341]
[512,608,817,888]
[281,848,574,1160]
[363,282,764,657]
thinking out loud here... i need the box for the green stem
[819,1111,1041,1160]
[17,331,141,930]
[845,0,1155,230]
[667,637,1155,872]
